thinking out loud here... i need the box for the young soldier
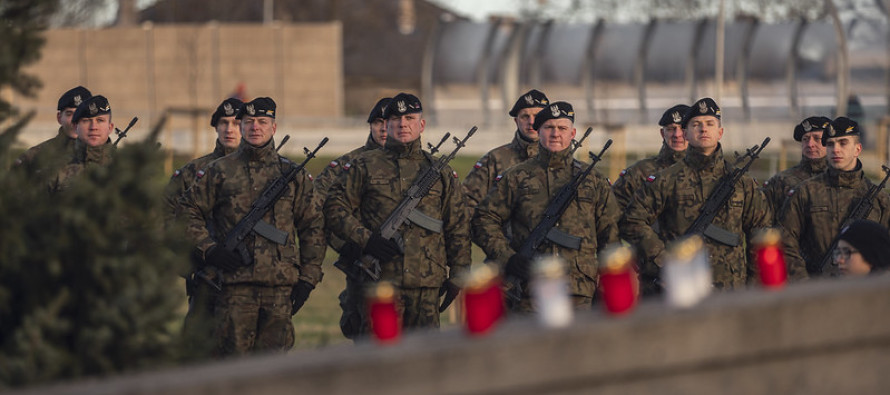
[15,86,91,171]
[619,98,772,292]
[761,116,830,215]
[49,95,115,193]
[472,101,619,312]
[780,117,890,279]
[181,97,325,356]
[324,92,471,331]
[611,104,689,210]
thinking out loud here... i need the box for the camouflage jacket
[181,138,326,286]
[462,130,538,210]
[472,146,620,297]
[618,145,772,290]
[314,133,380,197]
[164,140,236,220]
[779,160,890,278]
[323,137,471,288]
[49,138,114,193]
[15,127,78,171]
[761,156,826,217]
[611,143,685,210]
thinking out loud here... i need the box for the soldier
[49,95,116,193]
[619,98,772,292]
[324,92,471,330]
[314,97,389,340]
[462,89,549,210]
[165,98,243,219]
[181,97,326,356]
[472,101,619,312]
[611,104,689,210]
[779,117,890,279]
[14,86,91,171]
[761,116,830,215]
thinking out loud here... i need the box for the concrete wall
[14,275,890,395]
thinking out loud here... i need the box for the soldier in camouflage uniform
[181,97,326,356]
[14,86,91,172]
[611,104,689,210]
[779,117,890,279]
[462,89,549,211]
[314,97,389,339]
[49,95,116,194]
[619,98,772,292]
[472,101,620,312]
[761,116,830,215]
[324,92,471,330]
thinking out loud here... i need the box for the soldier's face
[215,116,242,150]
[836,239,870,276]
[240,115,276,147]
[800,131,825,160]
[386,112,424,144]
[538,118,576,153]
[684,116,723,154]
[825,136,861,171]
[57,108,78,138]
[660,123,687,151]
[76,114,114,147]
[514,107,543,140]
[369,118,387,146]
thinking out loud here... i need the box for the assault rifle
[570,127,593,154]
[504,139,612,302]
[683,137,770,246]
[816,164,890,274]
[336,127,477,281]
[219,137,328,266]
[113,117,139,146]
[427,133,451,155]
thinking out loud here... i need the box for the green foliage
[0,0,57,120]
[0,119,192,388]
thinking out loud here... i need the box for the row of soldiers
[17,85,890,359]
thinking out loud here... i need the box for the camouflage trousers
[181,276,219,359]
[213,284,295,356]
[341,283,442,339]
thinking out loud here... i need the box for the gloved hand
[205,245,242,272]
[362,233,401,262]
[290,280,315,315]
[338,241,363,261]
[505,254,532,281]
[438,280,461,312]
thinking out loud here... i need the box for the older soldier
[611,104,689,210]
[761,116,830,215]
[181,97,325,356]
[780,117,890,279]
[49,95,116,193]
[463,89,549,210]
[15,86,92,171]
[473,101,619,312]
[619,98,772,292]
[324,92,471,330]
[314,97,389,339]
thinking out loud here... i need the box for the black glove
[438,280,461,312]
[505,254,532,281]
[205,245,242,272]
[362,233,401,262]
[338,241,362,261]
[290,280,315,315]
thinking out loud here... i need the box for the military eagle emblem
[224,102,234,116]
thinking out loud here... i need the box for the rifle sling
[546,228,582,250]
[702,223,740,247]
[407,210,443,233]
[253,219,289,245]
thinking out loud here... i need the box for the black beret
[532,101,575,131]
[508,89,549,117]
[211,98,243,127]
[792,116,831,142]
[58,86,92,111]
[681,97,721,129]
[658,104,690,126]
[71,95,111,123]
[237,97,276,119]
[382,92,422,118]
[838,219,890,273]
[366,97,391,123]
[822,116,861,146]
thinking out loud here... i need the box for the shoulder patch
[473,161,483,169]
[763,180,769,187]
[646,175,656,183]
[607,178,612,186]
[452,170,459,179]
[329,160,339,168]
[308,173,314,181]
[495,174,503,182]
[343,163,352,171]
[787,188,795,197]
[196,170,206,179]
[172,169,181,178]
[619,169,627,177]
